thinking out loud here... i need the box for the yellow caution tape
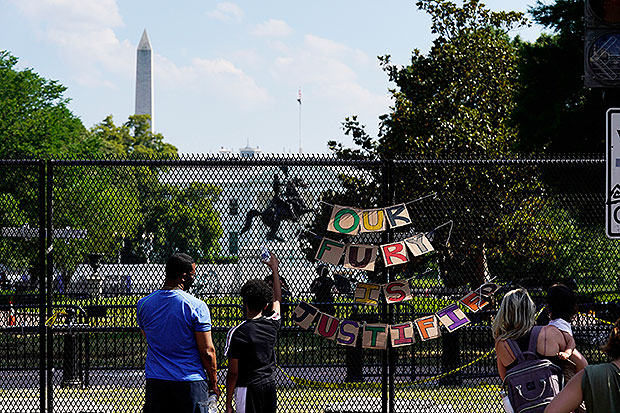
[45,310,67,327]
[577,311,616,326]
[273,306,615,390]
[275,347,496,389]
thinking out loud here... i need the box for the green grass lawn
[0,384,505,413]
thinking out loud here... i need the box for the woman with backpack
[545,317,620,413]
[492,288,588,412]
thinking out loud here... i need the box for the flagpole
[298,88,302,154]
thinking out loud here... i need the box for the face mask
[183,273,195,291]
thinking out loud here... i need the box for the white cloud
[9,0,122,28]
[252,19,293,37]
[7,0,132,86]
[155,55,271,106]
[207,2,244,22]
[270,34,387,114]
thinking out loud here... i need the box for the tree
[327,0,538,287]
[512,0,607,154]
[0,51,99,158]
[90,115,224,264]
[91,114,176,157]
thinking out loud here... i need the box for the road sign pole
[606,108,620,237]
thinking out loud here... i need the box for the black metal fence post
[380,157,395,413]
[38,159,47,413]
[46,159,54,412]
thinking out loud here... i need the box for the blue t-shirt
[137,289,212,381]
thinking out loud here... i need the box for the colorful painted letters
[344,244,378,271]
[292,302,319,330]
[362,323,388,349]
[390,322,415,347]
[315,237,346,265]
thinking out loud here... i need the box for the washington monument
[135,29,153,132]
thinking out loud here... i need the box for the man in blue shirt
[137,253,219,412]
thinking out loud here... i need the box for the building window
[229,199,239,216]
[229,231,239,255]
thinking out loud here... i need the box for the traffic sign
[606,108,620,237]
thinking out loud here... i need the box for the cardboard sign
[354,283,381,306]
[314,313,340,340]
[315,237,346,265]
[327,205,360,235]
[404,233,434,256]
[460,291,490,312]
[478,282,499,297]
[362,323,388,349]
[380,242,409,267]
[414,315,440,341]
[385,204,412,228]
[436,304,470,332]
[337,320,360,347]
[291,302,319,330]
[382,280,413,304]
[390,322,415,347]
[344,244,378,271]
[360,209,386,233]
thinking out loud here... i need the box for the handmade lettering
[327,205,360,235]
[404,233,434,256]
[436,303,470,332]
[291,302,319,330]
[385,204,412,228]
[460,291,490,312]
[354,283,381,306]
[360,209,386,232]
[380,242,409,267]
[315,237,346,265]
[390,322,415,347]
[337,320,360,346]
[414,315,440,341]
[382,280,413,303]
[362,323,388,349]
[344,245,378,271]
[314,313,340,340]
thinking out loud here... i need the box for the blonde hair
[492,288,536,341]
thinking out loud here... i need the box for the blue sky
[0,0,547,155]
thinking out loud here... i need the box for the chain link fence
[0,156,617,413]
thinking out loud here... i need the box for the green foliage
[512,0,607,153]
[328,0,535,287]
[0,51,99,158]
[91,114,177,157]
[144,181,223,264]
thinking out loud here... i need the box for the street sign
[606,108,620,238]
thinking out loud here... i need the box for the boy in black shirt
[225,254,281,413]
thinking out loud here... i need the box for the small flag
[297,88,302,105]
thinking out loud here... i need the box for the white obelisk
[135,29,153,132]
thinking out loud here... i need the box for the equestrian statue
[240,168,313,242]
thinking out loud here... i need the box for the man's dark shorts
[235,381,277,413]
[145,378,210,413]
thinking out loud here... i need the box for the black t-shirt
[225,312,281,387]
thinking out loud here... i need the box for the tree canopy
[0,51,99,158]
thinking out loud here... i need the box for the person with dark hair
[545,284,585,368]
[310,263,335,315]
[545,317,620,412]
[225,254,282,413]
[137,253,219,413]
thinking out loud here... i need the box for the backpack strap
[506,326,543,364]
[506,337,525,364]
[527,326,542,355]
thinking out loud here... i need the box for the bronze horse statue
[240,173,312,242]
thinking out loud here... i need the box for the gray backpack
[503,326,563,413]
